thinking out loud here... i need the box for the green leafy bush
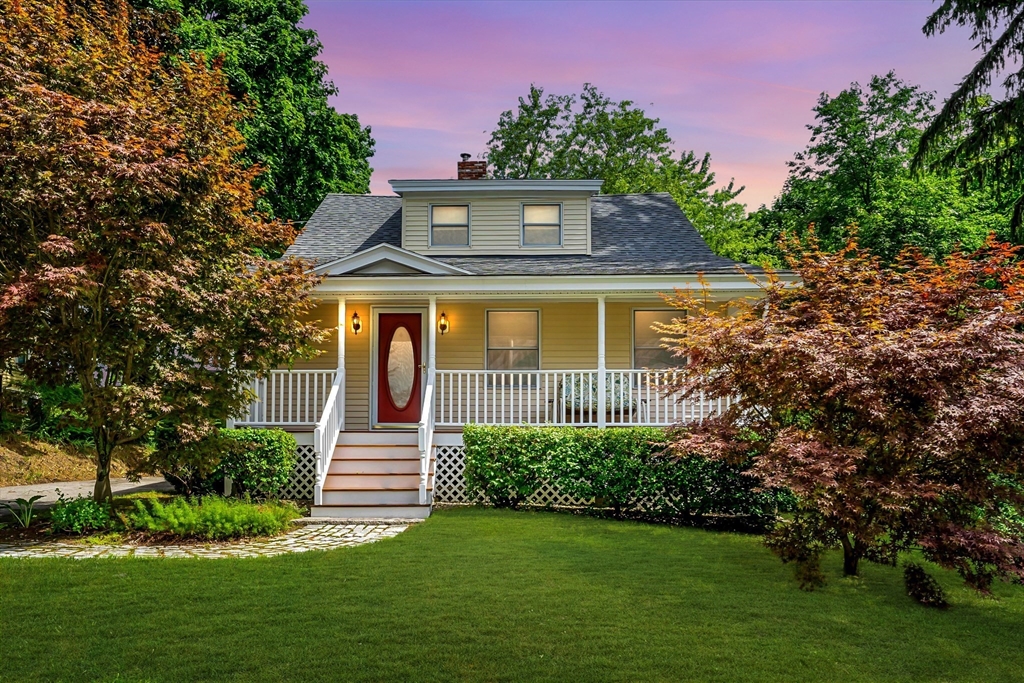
[50,492,111,534]
[218,428,297,498]
[464,425,793,521]
[463,424,555,508]
[152,421,228,497]
[903,562,949,609]
[125,496,299,540]
[20,383,93,445]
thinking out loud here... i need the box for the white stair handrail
[313,369,345,506]
[417,382,434,506]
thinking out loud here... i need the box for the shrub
[151,421,229,497]
[463,424,553,508]
[51,492,111,534]
[125,496,299,540]
[464,425,793,520]
[904,562,949,609]
[20,383,93,445]
[218,428,297,498]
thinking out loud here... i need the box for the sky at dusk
[305,0,980,209]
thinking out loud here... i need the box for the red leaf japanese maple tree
[0,0,323,501]
[662,234,1024,591]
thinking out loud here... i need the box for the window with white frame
[431,205,470,246]
[522,204,562,246]
[486,311,539,370]
[633,310,680,369]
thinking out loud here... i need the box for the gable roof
[312,243,473,276]
[285,193,754,276]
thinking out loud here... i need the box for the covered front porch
[235,292,741,434]
[233,278,755,513]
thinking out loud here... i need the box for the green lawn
[1,508,1022,682]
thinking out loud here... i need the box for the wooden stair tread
[316,501,431,505]
[322,486,434,492]
[332,456,422,461]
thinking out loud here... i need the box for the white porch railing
[434,369,733,427]
[312,370,345,506]
[417,382,435,505]
[236,369,337,426]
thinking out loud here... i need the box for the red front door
[376,313,423,424]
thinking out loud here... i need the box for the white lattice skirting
[278,444,316,500]
[433,444,588,507]
[279,443,586,506]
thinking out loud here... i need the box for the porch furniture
[557,374,648,423]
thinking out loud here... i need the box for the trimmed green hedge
[463,424,793,520]
[218,428,298,499]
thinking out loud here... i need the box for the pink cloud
[306,0,979,208]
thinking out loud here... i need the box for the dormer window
[522,204,562,246]
[430,205,470,246]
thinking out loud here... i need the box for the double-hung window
[522,204,562,246]
[431,205,470,246]
[486,311,539,370]
[633,310,680,369]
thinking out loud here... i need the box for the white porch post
[597,295,606,428]
[337,298,346,372]
[427,296,437,388]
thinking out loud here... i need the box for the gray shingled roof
[285,193,753,276]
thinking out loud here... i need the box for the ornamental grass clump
[126,496,298,540]
[661,233,1024,592]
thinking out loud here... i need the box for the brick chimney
[457,153,487,180]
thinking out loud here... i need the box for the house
[236,155,771,519]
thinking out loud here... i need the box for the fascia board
[314,272,796,296]
[311,243,473,276]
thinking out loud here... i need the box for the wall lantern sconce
[351,311,362,335]
[438,311,450,336]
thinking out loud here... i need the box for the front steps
[312,431,433,520]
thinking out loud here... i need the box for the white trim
[338,298,346,370]
[484,308,541,371]
[428,296,437,392]
[318,272,792,296]
[597,296,606,428]
[389,179,603,194]
[520,202,563,248]
[586,195,592,256]
[370,307,429,428]
[429,202,472,249]
[313,244,473,276]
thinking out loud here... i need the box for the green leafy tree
[486,84,763,263]
[0,0,324,501]
[140,0,375,222]
[916,1,1024,241]
[758,72,1008,262]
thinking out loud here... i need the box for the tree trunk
[93,433,114,503]
[842,549,860,577]
[839,534,860,576]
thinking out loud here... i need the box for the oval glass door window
[387,326,415,410]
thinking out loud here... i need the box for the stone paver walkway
[0,523,408,559]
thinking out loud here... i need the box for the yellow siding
[435,301,598,370]
[605,302,688,368]
[288,297,737,428]
[402,196,590,255]
[343,303,371,430]
[289,301,339,370]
